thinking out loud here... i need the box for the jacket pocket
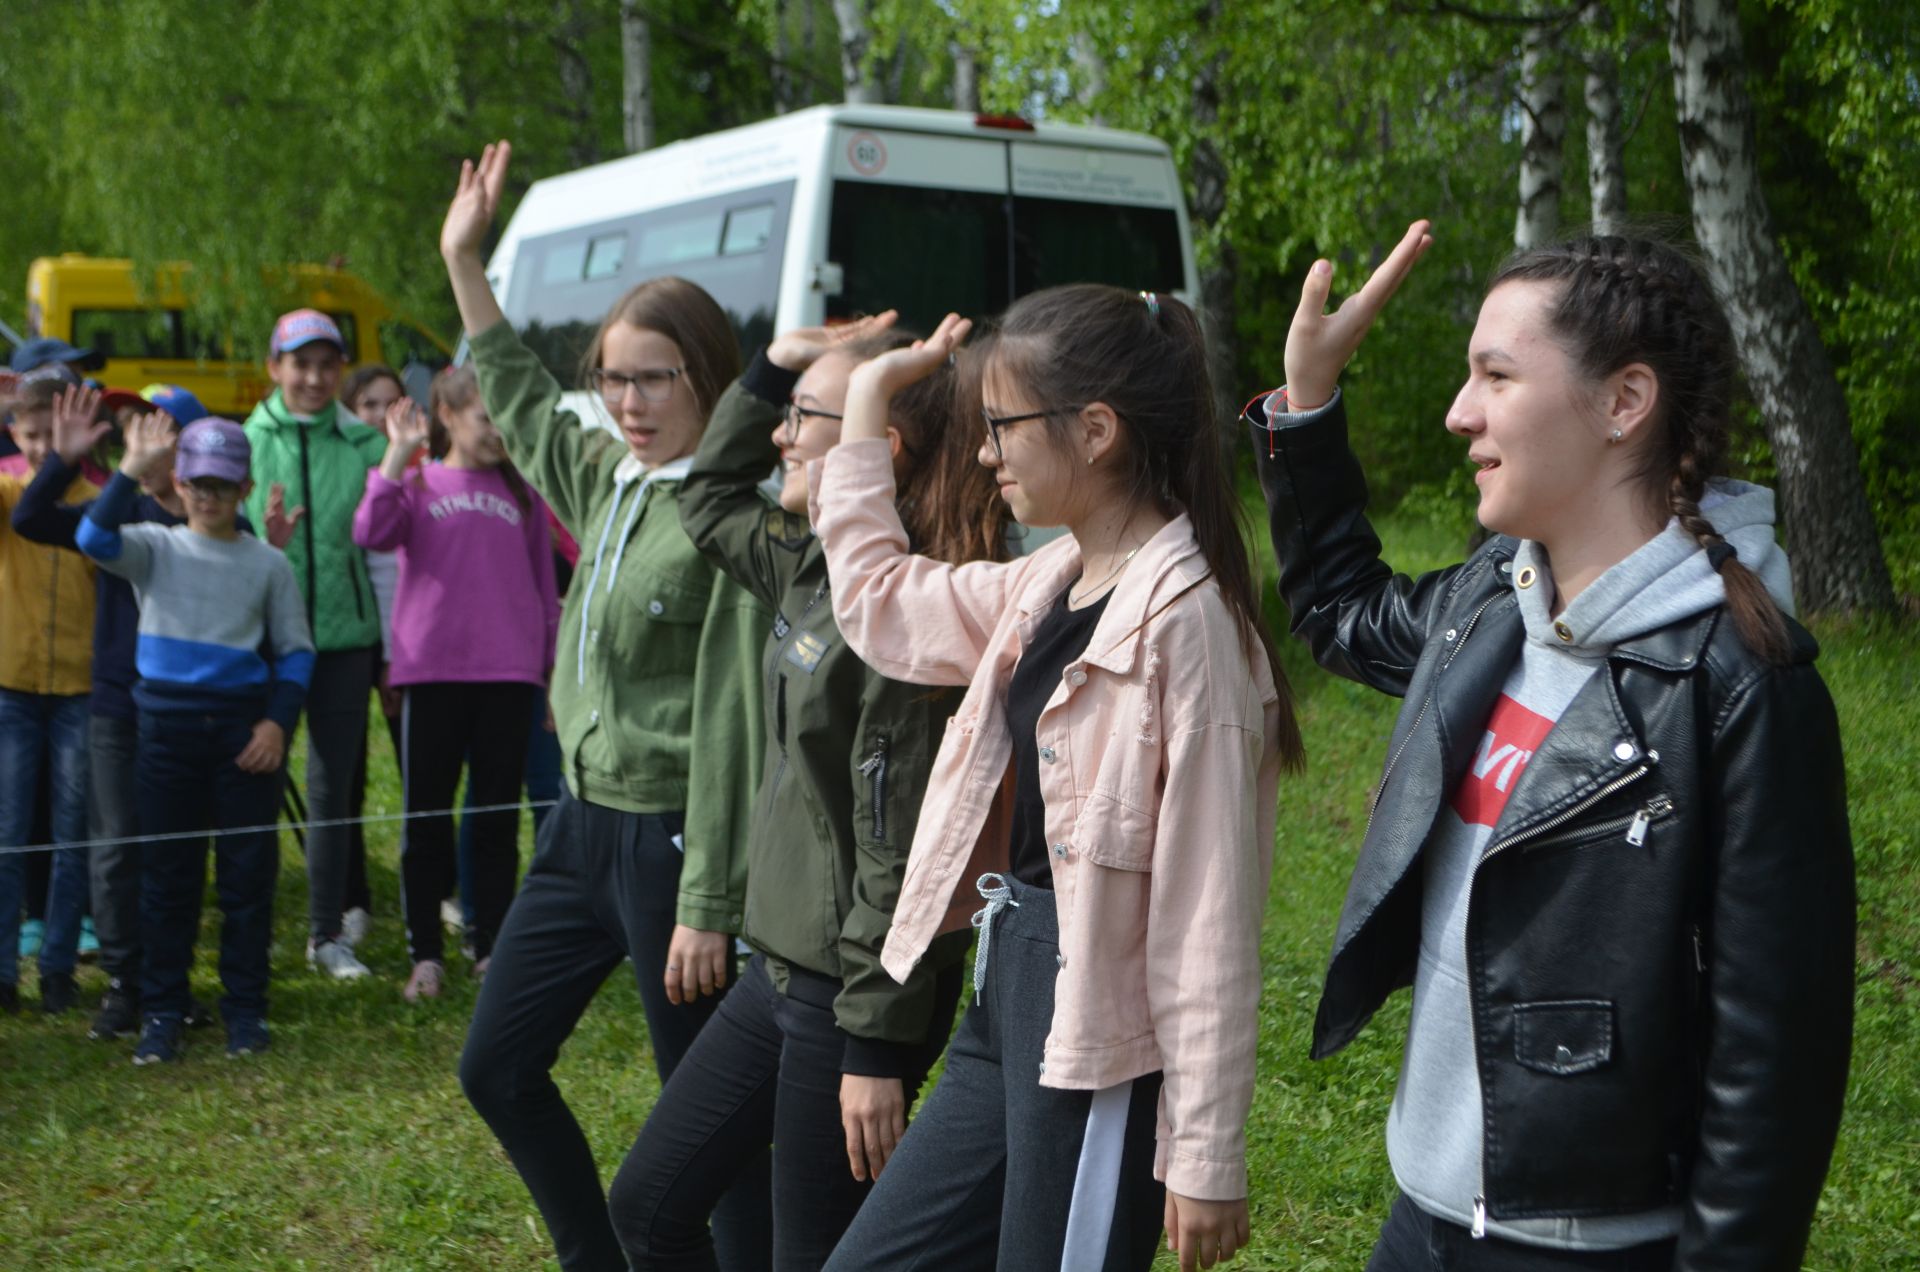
[1074,790,1158,872]
[1512,999,1614,1076]
[858,733,889,843]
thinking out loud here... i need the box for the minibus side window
[1011,197,1185,295]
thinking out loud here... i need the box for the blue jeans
[136,706,283,1021]
[0,690,91,984]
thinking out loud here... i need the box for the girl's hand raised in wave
[1283,219,1433,412]
[840,312,972,445]
[441,140,512,264]
[379,398,432,480]
[766,310,899,374]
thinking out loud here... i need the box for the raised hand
[1284,219,1433,412]
[440,140,512,263]
[117,411,176,481]
[51,384,109,464]
[264,481,306,550]
[766,309,900,374]
[379,398,432,478]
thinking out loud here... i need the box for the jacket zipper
[1365,590,1504,827]
[45,548,61,689]
[297,424,318,624]
[859,734,890,840]
[1517,793,1674,855]
[1466,763,1651,1236]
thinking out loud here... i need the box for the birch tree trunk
[1514,10,1566,249]
[1189,1,1240,437]
[1583,2,1627,234]
[1668,0,1893,611]
[831,0,881,103]
[952,41,981,112]
[1071,31,1107,124]
[772,0,796,115]
[619,1,654,153]
[552,0,600,168]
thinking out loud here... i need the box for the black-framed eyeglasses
[590,366,684,405]
[182,479,243,503]
[781,399,844,446]
[980,404,1081,461]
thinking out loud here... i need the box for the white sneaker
[440,898,464,934]
[341,907,372,947]
[308,938,371,980]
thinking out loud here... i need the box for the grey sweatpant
[301,646,375,943]
[88,712,141,987]
[824,875,1165,1272]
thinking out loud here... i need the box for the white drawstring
[971,872,1020,1005]
[575,481,631,686]
[571,457,694,687]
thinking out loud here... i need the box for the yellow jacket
[0,470,98,695]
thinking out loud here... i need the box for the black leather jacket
[1251,399,1854,1269]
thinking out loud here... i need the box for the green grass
[1,511,1914,1269]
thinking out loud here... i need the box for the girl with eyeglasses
[604,313,1010,1269]
[805,287,1305,1272]
[439,141,771,1272]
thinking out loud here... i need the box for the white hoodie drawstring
[572,457,694,687]
[971,873,1020,1005]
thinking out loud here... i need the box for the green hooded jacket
[470,320,767,933]
[680,354,969,1074]
[242,392,387,652]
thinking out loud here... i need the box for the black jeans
[459,788,770,1272]
[610,953,961,1270]
[135,707,283,1021]
[825,877,1165,1272]
[88,712,142,988]
[301,645,375,943]
[399,681,536,964]
[1365,1194,1680,1271]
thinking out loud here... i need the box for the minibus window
[637,212,725,268]
[585,233,626,280]
[72,308,180,360]
[721,205,775,256]
[827,183,1009,335]
[1012,197,1185,295]
[543,242,590,285]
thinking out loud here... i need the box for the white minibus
[484,103,1198,409]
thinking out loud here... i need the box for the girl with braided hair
[1251,224,1853,1270]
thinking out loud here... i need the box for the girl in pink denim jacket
[815,288,1305,1272]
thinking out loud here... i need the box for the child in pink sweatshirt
[352,366,559,1001]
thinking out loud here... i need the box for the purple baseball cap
[270,308,346,356]
[174,418,251,484]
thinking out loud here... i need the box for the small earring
[1609,428,1623,444]
[1087,455,1094,466]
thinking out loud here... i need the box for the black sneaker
[0,982,17,1014]
[89,983,141,1040]
[39,970,79,1016]
[132,1014,184,1066]
[225,1016,270,1058]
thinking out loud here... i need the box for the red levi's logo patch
[1451,694,1556,828]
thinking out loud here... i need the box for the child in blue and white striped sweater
[77,413,314,1065]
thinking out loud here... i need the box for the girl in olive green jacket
[608,314,1009,1267]
[441,141,769,1272]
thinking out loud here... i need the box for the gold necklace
[1069,546,1139,607]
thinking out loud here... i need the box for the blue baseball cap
[174,417,252,484]
[9,337,103,375]
[142,384,210,426]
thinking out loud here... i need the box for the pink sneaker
[403,960,446,1003]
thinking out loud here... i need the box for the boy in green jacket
[242,310,385,981]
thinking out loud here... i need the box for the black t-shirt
[1005,586,1111,889]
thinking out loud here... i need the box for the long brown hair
[578,276,741,421]
[970,284,1305,772]
[432,364,533,514]
[1490,235,1792,663]
[835,332,1009,566]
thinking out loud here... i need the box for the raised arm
[74,411,172,581]
[814,315,1023,686]
[352,401,430,552]
[10,385,108,548]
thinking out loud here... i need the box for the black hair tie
[1706,541,1737,570]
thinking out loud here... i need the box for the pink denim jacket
[811,439,1282,1200]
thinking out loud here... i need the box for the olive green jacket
[681,354,967,1073]
[470,321,767,933]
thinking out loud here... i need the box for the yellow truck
[23,255,449,416]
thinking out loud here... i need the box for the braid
[1492,234,1793,664]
